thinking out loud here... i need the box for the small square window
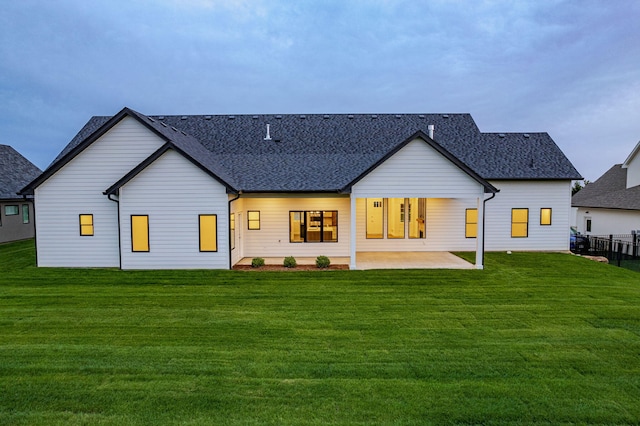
[248,211,260,230]
[5,205,18,216]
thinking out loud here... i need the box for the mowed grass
[1,240,639,425]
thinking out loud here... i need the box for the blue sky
[1,0,639,181]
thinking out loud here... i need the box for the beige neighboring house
[0,145,42,243]
[572,141,640,236]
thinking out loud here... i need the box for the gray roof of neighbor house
[572,164,640,210]
[0,145,42,199]
[28,108,581,194]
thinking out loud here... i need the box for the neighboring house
[572,141,640,235]
[20,107,581,270]
[0,145,42,243]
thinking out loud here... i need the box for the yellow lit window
[79,214,94,236]
[366,198,383,239]
[199,214,217,252]
[465,209,477,238]
[131,215,149,252]
[540,208,552,226]
[247,211,260,230]
[511,208,528,238]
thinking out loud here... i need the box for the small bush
[283,256,297,268]
[251,257,265,268]
[316,255,331,269]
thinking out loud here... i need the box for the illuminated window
[540,208,552,226]
[5,205,18,216]
[199,214,217,252]
[290,211,338,243]
[230,213,235,250]
[22,204,29,224]
[465,209,477,238]
[79,214,94,236]
[511,208,529,238]
[387,198,405,239]
[131,215,149,252]
[366,198,383,239]
[408,198,426,239]
[247,211,260,230]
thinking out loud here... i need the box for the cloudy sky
[1,0,639,181]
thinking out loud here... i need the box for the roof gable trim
[343,130,499,194]
[104,143,237,196]
[20,107,170,195]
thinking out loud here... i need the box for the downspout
[107,193,122,269]
[228,192,241,270]
[481,191,497,268]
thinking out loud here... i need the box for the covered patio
[234,252,474,270]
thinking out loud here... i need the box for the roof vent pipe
[264,124,272,141]
[428,124,435,139]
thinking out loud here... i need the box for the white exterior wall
[624,151,640,189]
[119,150,229,269]
[352,139,484,198]
[575,208,640,235]
[34,117,164,267]
[230,195,351,262]
[484,180,572,251]
[351,138,484,252]
[355,198,478,252]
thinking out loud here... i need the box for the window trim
[5,205,18,216]
[511,208,529,238]
[79,214,94,236]
[365,198,384,239]
[540,208,552,226]
[22,204,29,224]
[465,208,478,238]
[247,210,260,230]
[199,214,218,252]
[289,210,338,243]
[131,215,150,252]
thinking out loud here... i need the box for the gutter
[107,193,122,269]
[481,192,497,267]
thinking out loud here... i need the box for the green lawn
[1,239,639,425]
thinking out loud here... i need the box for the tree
[571,180,589,195]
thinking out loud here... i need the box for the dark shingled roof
[572,164,640,210]
[43,109,581,193]
[0,145,42,199]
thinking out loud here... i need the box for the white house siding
[231,194,351,261]
[119,150,229,269]
[575,208,640,235]
[624,147,640,188]
[351,138,484,252]
[355,198,479,252]
[34,117,164,267]
[352,139,484,199]
[484,180,572,251]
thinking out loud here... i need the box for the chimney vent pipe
[428,124,435,139]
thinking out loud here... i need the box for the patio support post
[476,195,485,270]
[350,195,357,269]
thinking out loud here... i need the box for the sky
[1,0,639,181]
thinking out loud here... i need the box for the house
[572,141,640,235]
[20,107,581,270]
[0,145,42,243]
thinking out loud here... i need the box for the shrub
[316,255,331,269]
[251,257,265,268]
[283,256,297,268]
